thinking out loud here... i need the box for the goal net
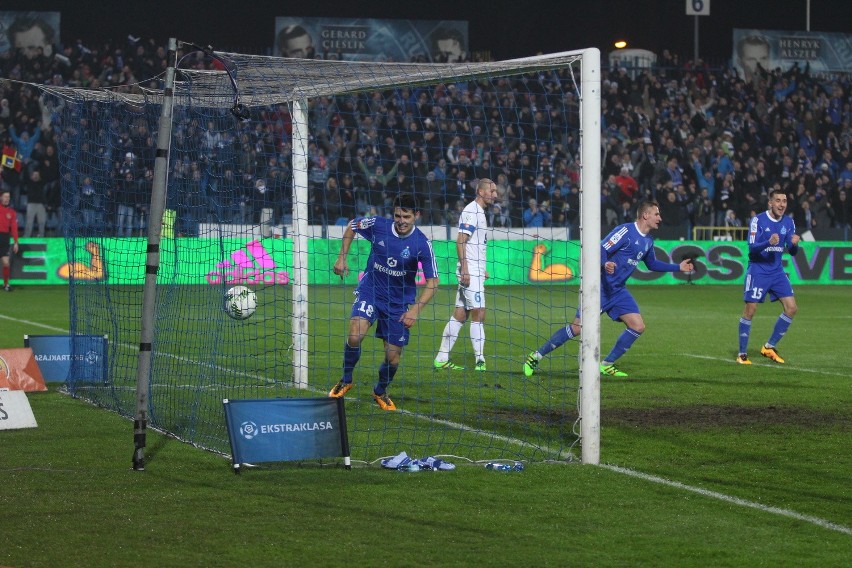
[46,43,601,466]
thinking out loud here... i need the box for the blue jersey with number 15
[352,216,438,308]
[747,211,798,275]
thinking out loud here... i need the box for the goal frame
[132,41,602,467]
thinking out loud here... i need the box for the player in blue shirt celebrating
[524,201,694,378]
[737,188,800,364]
[329,193,439,410]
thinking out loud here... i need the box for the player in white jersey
[434,178,498,371]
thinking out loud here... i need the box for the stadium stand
[1,37,849,239]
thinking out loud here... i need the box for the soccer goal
[45,40,601,467]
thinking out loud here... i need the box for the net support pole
[578,48,602,465]
[132,37,177,470]
[292,96,309,389]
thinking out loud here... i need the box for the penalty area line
[600,464,851,536]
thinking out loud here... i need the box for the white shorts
[455,281,486,310]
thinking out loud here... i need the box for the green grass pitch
[1,285,849,566]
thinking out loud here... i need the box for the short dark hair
[394,193,419,212]
[276,24,314,58]
[431,27,465,51]
[769,187,786,199]
[637,200,659,217]
[8,14,56,46]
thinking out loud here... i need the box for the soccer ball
[224,286,257,320]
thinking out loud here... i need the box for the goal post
[48,43,601,467]
[292,96,310,390]
[578,50,602,465]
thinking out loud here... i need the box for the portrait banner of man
[0,11,61,59]
[733,30,772,82]
[276,24,316,59]
[274,17,468,62]
[733,28,852,78]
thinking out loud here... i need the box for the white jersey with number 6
[457,200,488,280]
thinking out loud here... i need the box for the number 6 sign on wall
[686,0,711,16]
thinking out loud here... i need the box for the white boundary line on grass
[0,314,68,333]
[0,314,575,459]
[600,464,852,535]
[6,314,845,533]
[683,353,851,378]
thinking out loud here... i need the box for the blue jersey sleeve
[642,244,680,272]
[785,218,799,256]
[747,215,772,254]
[601,225,630,265]
[351,216,378,240]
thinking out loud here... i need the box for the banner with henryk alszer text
[223,397,349,465]
[733,28,852,78]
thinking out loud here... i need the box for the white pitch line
[0,314,568,458]
[0,313,68,333]
[683,353,851,378]
[600,464,852,535]
[6,315,847,532]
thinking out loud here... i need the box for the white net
[48,45,600,465]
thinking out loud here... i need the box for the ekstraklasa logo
[240,421,259,440]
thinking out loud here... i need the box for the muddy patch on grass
[486,405,851,431]
[603,404,851,430]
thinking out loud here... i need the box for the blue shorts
[574,288,640,322]
[349,289,410,347]
[743,270,794,303]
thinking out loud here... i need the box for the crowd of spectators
[1,30,850,240]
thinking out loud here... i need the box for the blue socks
[538,325,576,357]
[739,314,792,353]
[738,318,752,354]
[604,328,642,363]
[376,361,399,395]
[342,341,361,382]
[767,314,793,347]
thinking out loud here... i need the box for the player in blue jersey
[329,193,439,410]
[737,188,800,365]
[523,201,694,378]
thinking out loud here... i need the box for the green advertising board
[9,238,852,286]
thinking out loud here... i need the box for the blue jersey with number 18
[352,216,438,308]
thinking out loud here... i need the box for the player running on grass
[433,178,498,372]
[329,193,439,410]
[736,187,800,365]
[524,200,694,378]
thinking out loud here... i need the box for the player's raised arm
[788,231,800,253]
[641,246,682,273]
[747,216,773,252]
